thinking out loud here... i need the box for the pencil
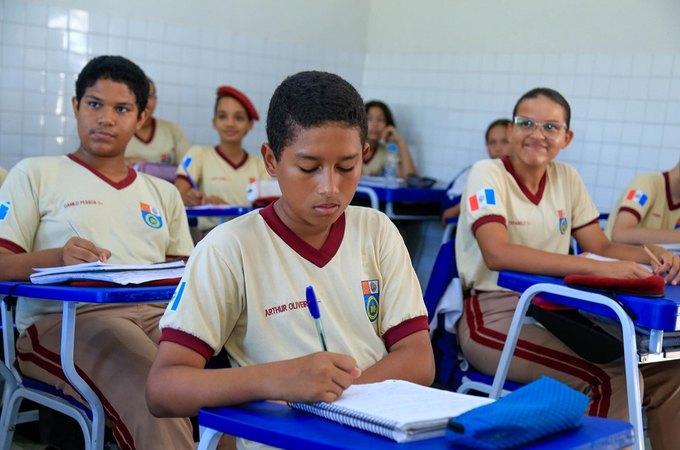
[643,245,662,268]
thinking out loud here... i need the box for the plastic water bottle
[384,143,399,188]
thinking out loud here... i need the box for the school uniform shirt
[456,157,599,292]
[125,118,190,164]
[0,154,194,332]
[160,204,429,371]
[604,171,680,238]
[176,145,270,230]
[362,142,388,176]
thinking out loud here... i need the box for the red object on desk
[69,277,181,287]
[563,274,665,297]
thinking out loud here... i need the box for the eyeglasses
[513,116,567,136]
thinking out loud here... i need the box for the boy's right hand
[62,237,111,264]
[274,352,361,403]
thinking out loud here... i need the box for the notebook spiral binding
[290,401,401,439]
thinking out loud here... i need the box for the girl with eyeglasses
[455,87,680,450]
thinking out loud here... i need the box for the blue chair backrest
[423,240,463,390]
[423,240,457,321]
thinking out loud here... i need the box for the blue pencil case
[445,376,588,449]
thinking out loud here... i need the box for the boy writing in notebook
[147,72,434,430]
[0,55,195,449]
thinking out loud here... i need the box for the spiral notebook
[289,380,493,443]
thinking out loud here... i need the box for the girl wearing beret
[176,86,269,235]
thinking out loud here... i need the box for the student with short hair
[456,87,680,450]
[442,118,512,222]
[604,160,680,244]
[363,100,417,177]
[147,72,435,448]
[125,77,190,165]
[0,55,195,449]
[175,86,270,235]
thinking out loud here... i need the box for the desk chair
[423,240,522,396]
[0,294,101,450]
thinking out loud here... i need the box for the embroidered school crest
[361,280,380,322]
[625,189,648,207]
[140,202,163,229]
[557,209,568,235]
[0,201,10,221]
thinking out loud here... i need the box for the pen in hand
[68,220,83,238]
[643,245,663,272]
[181,156,200,192]
[306,285,328,351]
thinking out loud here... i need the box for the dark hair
[75,55,149,117]
[365,100,396,127]
[512,87,571,129]
[266,71,367,160]
[485,118,512,142]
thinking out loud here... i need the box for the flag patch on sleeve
[625,189,648,206]
[0,201,10,221]
[468,188,497,212]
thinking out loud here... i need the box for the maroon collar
[134,118,156,144]
[67,153,137,189]
[259,203,345,268]
[502,156,547,206]
[214,146,248,169]
[663,171,680,210]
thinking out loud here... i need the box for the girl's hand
[592,260,653,279]
[182,189,205,206]
[654,250,680,285]
[202,195,226,205]
[381,125,403,144]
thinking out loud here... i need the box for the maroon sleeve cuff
[383,315,429,350]
[471,214,506,235]
[176,174,191,185]
[159,328,214,360]
[0,238,26,254]
[572,217,599,233]
[617,207,642,223]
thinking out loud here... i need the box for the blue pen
[306,285,328,351]
[181,156,200,191]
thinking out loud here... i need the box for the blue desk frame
[494,271,680,450]
[185,205,254,218]
[196,400,633,450]
[0,282,176,450]
[354,182,446,220]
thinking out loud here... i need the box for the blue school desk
[196,400,633,450]
[185,205,254,218]
[355,180,446,220]
[0,282,177,450]
[494,271,680,450]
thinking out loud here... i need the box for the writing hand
[274,352,361,403]
[183,189,206,206]
[655,250,680,285]
[202,195,227,205]
[62,237,111,264]
[594,260,655,280]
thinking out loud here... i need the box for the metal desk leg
[490,283,644,450]
[197,426,223,450]
[61,302,105,450]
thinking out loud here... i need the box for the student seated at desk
[147,71,435,449]
[441,118,512,223]
[176,86,270,238]
[363,100,417,177]
[604,159,680,245]
[125,77,190,165]
[455,87,680,450]
[0,56,195,450]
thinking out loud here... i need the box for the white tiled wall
[0,0,365,169]
[2,0,679,216]
[362,52,680,213]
